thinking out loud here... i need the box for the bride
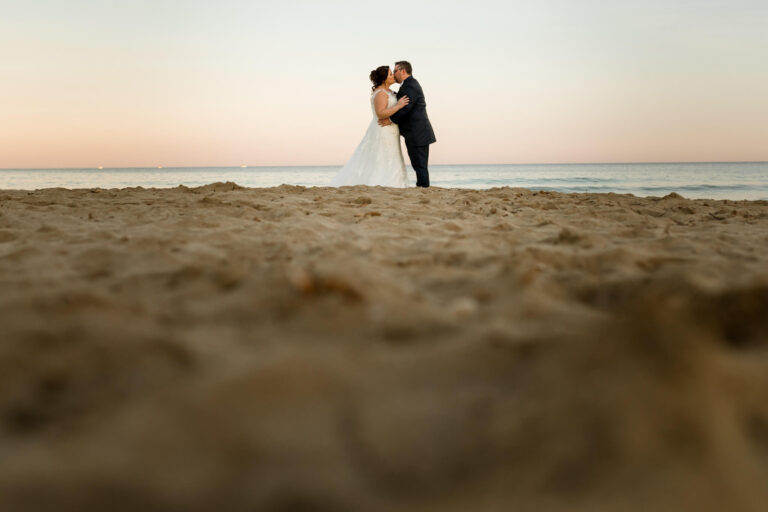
[330,66,410,187]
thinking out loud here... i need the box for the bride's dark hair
[369,66,389,90]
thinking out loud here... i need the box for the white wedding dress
[330,89,408,187]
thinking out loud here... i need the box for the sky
[2,0,767,168]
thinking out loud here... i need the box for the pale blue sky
[2,0,766,167]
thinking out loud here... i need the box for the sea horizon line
[2,160,767,171]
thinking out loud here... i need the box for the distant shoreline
[2,162,767,201]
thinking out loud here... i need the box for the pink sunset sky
[2,0,767,169]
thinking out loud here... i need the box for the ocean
[2,162,767,201]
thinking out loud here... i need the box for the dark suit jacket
[390,76,436,147]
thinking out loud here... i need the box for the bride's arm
[374,90,409,120]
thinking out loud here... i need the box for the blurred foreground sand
[1,182,768,511]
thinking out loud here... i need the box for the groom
[380,61,436,187]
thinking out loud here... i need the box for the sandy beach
[1,182,768,511]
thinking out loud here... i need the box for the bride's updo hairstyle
[369,66,389,90]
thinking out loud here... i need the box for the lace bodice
[370,88,396,117]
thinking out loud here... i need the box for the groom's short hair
[395,61,412,75]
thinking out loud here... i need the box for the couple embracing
[331,61,436,188]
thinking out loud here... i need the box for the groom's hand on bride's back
[378,118,392,127]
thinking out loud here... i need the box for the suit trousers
[405,141,430,187]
